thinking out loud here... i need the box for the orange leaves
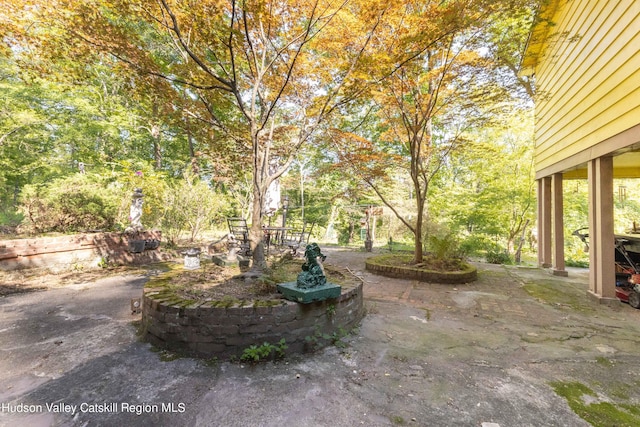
[330,128,374,151]
[328,128,403,181]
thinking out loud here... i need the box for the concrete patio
[2,247,640,426]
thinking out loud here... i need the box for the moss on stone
[595,356,615,367]
[212,297,240,308]
[550,381,640,426]
[253,299,281,308]
[523,280,595,313]
[162,297,187,307]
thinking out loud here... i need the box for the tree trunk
[153,137,162,170]
[249,186,266,270]
[413,203,424,264]
[300,168,305,225]
[347,221,355,244]
[151,103,162,169]
[186,117,200,176]
[249,133,268,271]
[514,219,530,264]
[324,204,338,242]
[412,154,426,264]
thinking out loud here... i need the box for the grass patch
[609,384,631,401]
[550,381,640,426]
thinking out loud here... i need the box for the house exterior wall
[523,1,640,299]
[530,0,640,179]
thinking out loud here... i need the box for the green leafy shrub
[305,326,349,351]
[566,257,589,268]
[0,207,24,234]
[459,234,497,257]
[161,170,233,244]
[18,174,121,233]
[426,228,469,260]
[111,161,168,230]
[240,339,288,363]
[428,232,463,260]
[564,232,589,268]
[485,246,512,264]
[459,235,516,265]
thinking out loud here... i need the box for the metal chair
[227,217,251,256]
[301,222,314,246]
[282,223,314,256]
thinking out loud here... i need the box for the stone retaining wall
[141,270,365,360]
[0,231,171,271]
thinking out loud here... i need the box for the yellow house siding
[532,0,640,175]
[520,0,562,74]
[537,1,638,148]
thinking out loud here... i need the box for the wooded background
[2,0,639,266]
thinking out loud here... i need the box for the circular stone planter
[141,264,364,360]
[365,254,477,284]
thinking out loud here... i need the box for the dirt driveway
[2,247,640,426]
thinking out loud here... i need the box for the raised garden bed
[365,253,477,284]
[141,260,365,360]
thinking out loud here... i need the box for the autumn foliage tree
[330,0,532,263]
[3,0,538,266]
[4,0,393,268]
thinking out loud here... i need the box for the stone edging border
[365,255,477,284]
[141,265,365,360]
